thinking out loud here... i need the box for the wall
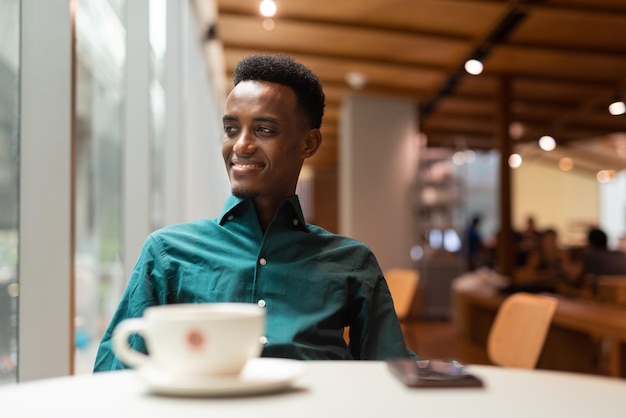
[513,159,598,246]
[312,167,338,233]
[339,95,419,272]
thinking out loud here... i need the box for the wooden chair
[595,275,626,306]
[487,292,558,369]
[385,268,420,321]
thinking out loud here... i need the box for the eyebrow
[222,115,279,124]
[254,116,278,123]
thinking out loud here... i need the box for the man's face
[222,80,316,201]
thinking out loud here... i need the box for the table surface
[2,361,626,418]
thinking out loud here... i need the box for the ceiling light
[558,157,573,171]
[452,151,465,166]
[538,135,556,151]
[262,18,275,31]
[509,122,525,140]
[464,149,476,163]
[609,99,626,116]
[508,153,522,168]
[345,71,367,89]
[259,0,276,18]
[464,59,483,76]
[597,170,616,183]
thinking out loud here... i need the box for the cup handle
[112,318,149,368]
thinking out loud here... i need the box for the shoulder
[306,224,381,271]
[145,219,219,248]
[307,224,373,250]
[152,218,217,236]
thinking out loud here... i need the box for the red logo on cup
[186,329,206,351]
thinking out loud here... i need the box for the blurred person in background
[465,214,486,271]
[512,228,563,293]
[516,216,541,267]
[561,227,626,292]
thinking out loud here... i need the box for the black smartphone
[387,358,484,388]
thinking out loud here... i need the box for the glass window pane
[74,0,126,373]
[150,0,167,230]
[0,0,20,385]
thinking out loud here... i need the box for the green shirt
[94,195,412,371]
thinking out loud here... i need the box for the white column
[164,0,229,224]
[183,7,229,221]
[19,0,73,381]
[163,0,184,226]
[339,95,419,272]
[123,0,151,279]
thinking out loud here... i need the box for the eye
[223,124,239,138]
[256,125,274,136]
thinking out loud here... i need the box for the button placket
[255,250,268,346]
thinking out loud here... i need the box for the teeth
[234,163,261,168]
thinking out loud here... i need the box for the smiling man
[93,54,414,371]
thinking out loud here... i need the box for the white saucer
[136,358,305,397]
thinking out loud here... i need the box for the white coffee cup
[112,303,266,376]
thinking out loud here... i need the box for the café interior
[2,0,626,390]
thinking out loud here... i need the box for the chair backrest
[385,268,420,320]
[487,292,558,369]
[596,275,626,306]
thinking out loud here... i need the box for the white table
[1,361,626,418]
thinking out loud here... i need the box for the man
[581,228,626,277]
[561,227,626,290]
[94,54,413,371]
[465,215,484,270]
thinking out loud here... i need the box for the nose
[232,131,256,156]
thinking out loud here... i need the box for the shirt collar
[219,194,310,232]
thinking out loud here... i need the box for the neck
[253,197,283,233]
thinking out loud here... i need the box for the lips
[230,160,265,174]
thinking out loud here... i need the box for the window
[0,0,20,385]
[74,0,126,372]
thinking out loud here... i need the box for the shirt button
[293,218,299,226]
[226,214,234,221]
[259,336,268,345]
[259,258,267,266]
[257,299,266,308]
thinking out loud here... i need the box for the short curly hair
[233,54,325,129]
[588,227,608,249]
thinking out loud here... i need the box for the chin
[232,187,260,200]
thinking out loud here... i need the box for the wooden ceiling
[199,0,626,173]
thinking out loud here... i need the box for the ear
[301,129,322,159]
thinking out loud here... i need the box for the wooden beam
[496,76,514,278]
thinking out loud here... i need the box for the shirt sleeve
[92,235,165,372]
